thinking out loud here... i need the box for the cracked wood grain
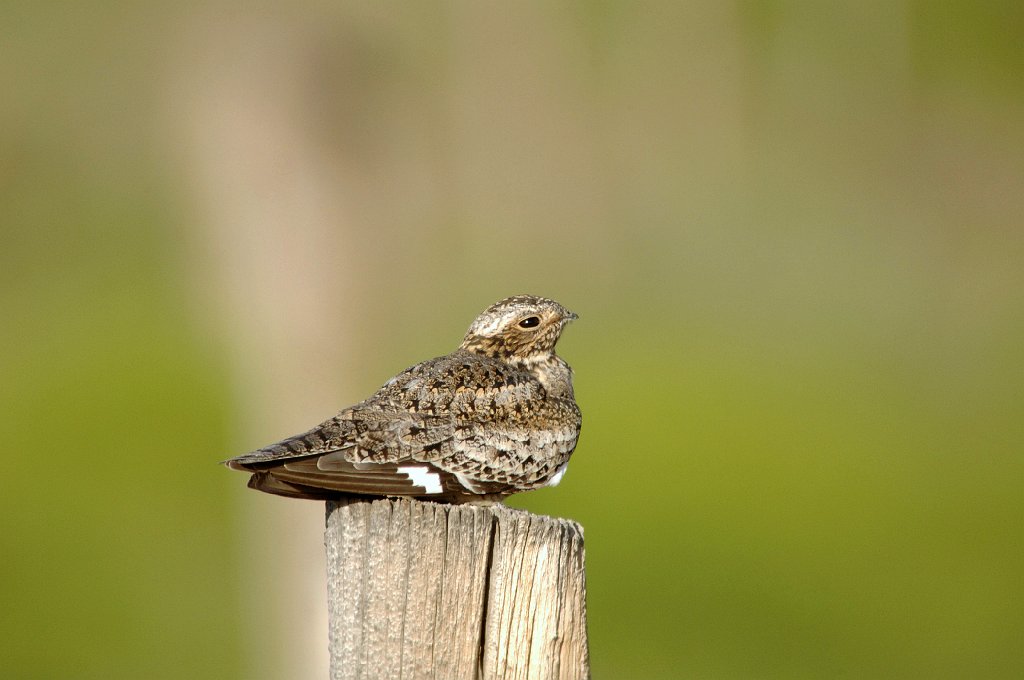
[325,498,589,680]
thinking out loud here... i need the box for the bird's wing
[247,454,488,499]
[224,407,452,469]
[222,403,484,499]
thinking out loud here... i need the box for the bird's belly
[442,423,577,490]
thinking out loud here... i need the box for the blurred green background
[3,2,1022,678]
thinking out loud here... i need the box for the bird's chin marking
[397,466,442,494]
[546,463,568,488]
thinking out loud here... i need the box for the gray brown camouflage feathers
[224,295,581,503]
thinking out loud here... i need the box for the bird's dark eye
[518,316,541,329]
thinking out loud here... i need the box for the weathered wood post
[325,498,589,680]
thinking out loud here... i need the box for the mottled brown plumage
[225,295,581,503]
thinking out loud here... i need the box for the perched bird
[225,295,581,503]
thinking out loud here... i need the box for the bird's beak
[564,310,579,322]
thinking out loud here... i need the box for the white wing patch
[547,463,568,487]
[397,466,443,494]
[455,473,485,494]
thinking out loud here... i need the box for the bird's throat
[515,354,575,398]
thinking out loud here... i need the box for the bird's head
[460,295,577,362]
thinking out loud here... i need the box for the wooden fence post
[324,498,589,680]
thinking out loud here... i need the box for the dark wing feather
[247,472,339,500]
[278,458,424,495]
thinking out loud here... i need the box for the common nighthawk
[225,295,580,503]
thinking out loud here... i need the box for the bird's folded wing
[245,455,512,500]
[224,409,452,468]
[223,404,542,501]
